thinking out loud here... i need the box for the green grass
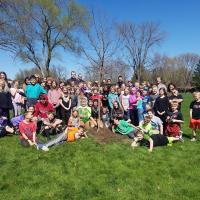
[1,93,200,200]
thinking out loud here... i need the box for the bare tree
[0,0,89,76]
[81,10,121,84]
[118,22,165,82]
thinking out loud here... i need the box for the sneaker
[191,137,196,142]
[41,146,49,151]
[179,136,184,142]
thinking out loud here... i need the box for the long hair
[0,79,10,93]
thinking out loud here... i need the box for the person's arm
[159,124,163,135]
[32,132,37,145]
[59,99,68,110]
[148,138,154,152]
[108,94,113,109]
[39,84,47,94]
[189,109,193,119]
[52,119,63,128]
[21,132,34,146]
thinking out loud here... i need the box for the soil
[87,127,132,145]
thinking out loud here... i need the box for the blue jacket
[108,93,120,109]
[25,83,47,99]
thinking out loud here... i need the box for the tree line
[0,0,199,88]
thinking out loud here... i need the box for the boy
[189,91,200,141]
[41,112,63,139]
[43,126,88,148]
[131,131,180,152]
[165,104,184,138]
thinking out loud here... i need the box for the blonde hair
[0,79,10,93]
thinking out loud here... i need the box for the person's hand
[28,140,34,146]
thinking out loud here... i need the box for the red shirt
[34,102,54,119]
[19,121,36,141]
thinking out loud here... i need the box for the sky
[1,0,200,79]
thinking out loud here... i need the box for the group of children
[0,70,200,152]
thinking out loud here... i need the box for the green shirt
[114,120,135,135]
[78,106,91,123]
[139,122,153,135]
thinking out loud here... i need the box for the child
[189,91,200,141]
[43,126,88,149]
[108,86,120,110]
[101,107,110,128]
[41,112,63,140]
[91,100,103,128]
[120,88,130,121]
[136,91,144,123]
[139,115,153,136]
[165,104,184,138]
[78,98,92,129]
[112,117,138,139]
[111,101,124,120]
[19,112,48,151]
[131,131,181,152]
[68,110,80,128]
[25,75,47,107]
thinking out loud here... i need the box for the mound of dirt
[87,127,132,144]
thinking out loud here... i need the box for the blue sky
[1,0,200,79]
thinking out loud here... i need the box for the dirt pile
[87,127,132,144]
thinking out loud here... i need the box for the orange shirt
[66,127,79,142]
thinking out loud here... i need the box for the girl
[10,80,24,116]
[136,91,144,123]
[120,88,130,121]
[59,87,72,125]
[101,107,110,128]
[48,80,62,118]
[189,91,200,141]
[111,101,124,120]
[108,86,120,110]
[129,87,138,125]
[68,110,80,128]
[0,79,12,122]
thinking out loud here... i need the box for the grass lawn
[0,93,200,200]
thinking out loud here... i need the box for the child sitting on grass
[43,126,88,149]
[131,130,181,152]
[19,112,48,151]
[68,110,80,128]
[41,111,63,140]
[189,91,200,141]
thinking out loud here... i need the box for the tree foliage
[0,0,89,76]
[192,60,200,88]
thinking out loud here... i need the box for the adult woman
[0,79,12,122]
[153,88,169,131]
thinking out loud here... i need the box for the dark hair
[167,83,176,92]
[29,75,36,80]
[159,87,167,96]
[0,71,8,81]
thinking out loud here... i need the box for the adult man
[66,71,78,85]
[156,77,167,91]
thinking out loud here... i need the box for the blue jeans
[137,108,144,123]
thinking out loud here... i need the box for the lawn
[0,93,200,200]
